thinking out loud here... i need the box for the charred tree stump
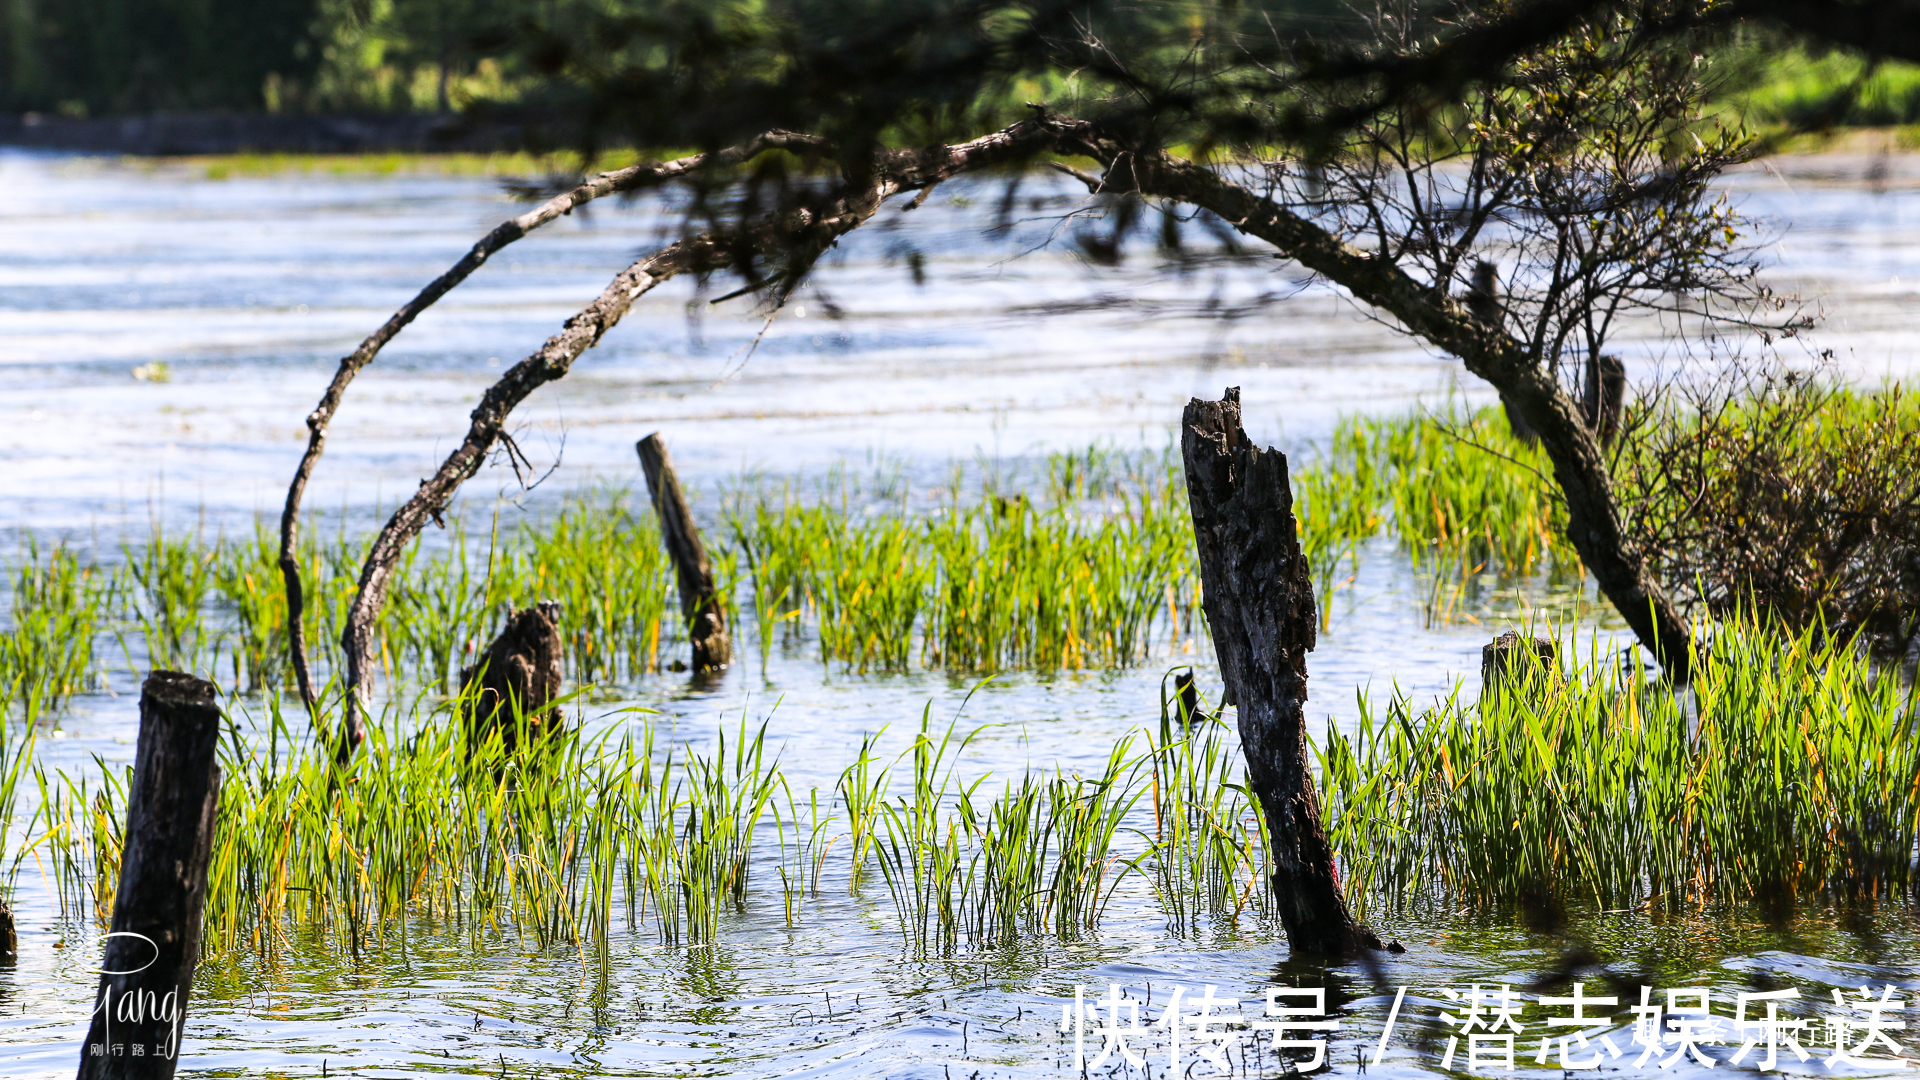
[637,434,732,672]
[458,602,564,754]
[78,671,222,1080]
[1583,354,1626,448]
[0,899,15,966]
[1481,631,1559,702]
[1181,388,1380,956]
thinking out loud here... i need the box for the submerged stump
[459,601,565,754]
[78,671,222,1080]
[1481,630,1559,702]
[1181,387,1381,956]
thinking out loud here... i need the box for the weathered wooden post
[78,671,221,1080]
[1467,261,1536,446]
[1181,388,1381,956]
[1584,354,1626,448]
[636,434,731,671]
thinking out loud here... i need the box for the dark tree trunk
[1181,388,1379,956]
[637,434,732,672]
[77,671,221,1080]
[458,603,565,755]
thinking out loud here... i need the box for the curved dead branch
[277,134,821,712]
[335,235,726,757]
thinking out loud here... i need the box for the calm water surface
[1,149,1918,1077]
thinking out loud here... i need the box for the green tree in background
[0,0,1358,119]
[1,0,319,114]
[0,0,547,115]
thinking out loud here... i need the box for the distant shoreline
[7,110,1920,175]
[0,111,555,155]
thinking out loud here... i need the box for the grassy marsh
[2,423,1915,967]
[0,427,1595,711]
[17,612,1916,968]
[17,683,1273,962]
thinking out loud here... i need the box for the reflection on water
[9,887,1919,1077]
[0,148,1916,1076]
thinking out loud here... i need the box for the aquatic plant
[209,524,296,693]
[23,686,1170,961]
[387,494,680,689]
[725,451,1201,675]
[1146,689,1274,935]
[0,449,1200,722]
[1319,613,1920,915]
[871,710,1148,953]
[123,527,218,673]
[1290,406,1577,586]
[21,608,1920,967]
[0,541,109,718]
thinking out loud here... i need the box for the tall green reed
[1319,613,1920,915]
[208,524,293,693]
[1,542,108,717]
[1146,701,1273,935]
[1289,405,1584,627]
[122,527,217,674]
[870,712,1148,953]
[729,451,1199,675]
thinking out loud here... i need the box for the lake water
[1,147,1918,1078]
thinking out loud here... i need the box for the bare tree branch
[334,234,728,758]
[277,133,820,714]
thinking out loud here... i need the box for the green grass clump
[1320,613,1920,916]
[1286,404,1588,627]
[871,709,1146,953]
[123,527,217,672]
[1,542,109,718]
[208,524,300,694]
[811,513,934,673]
[927,488,1194,671]
[387,494,679,690]
[1146,686,1273,935]
[730,458,1200,675]
[1294,406,1577,581]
